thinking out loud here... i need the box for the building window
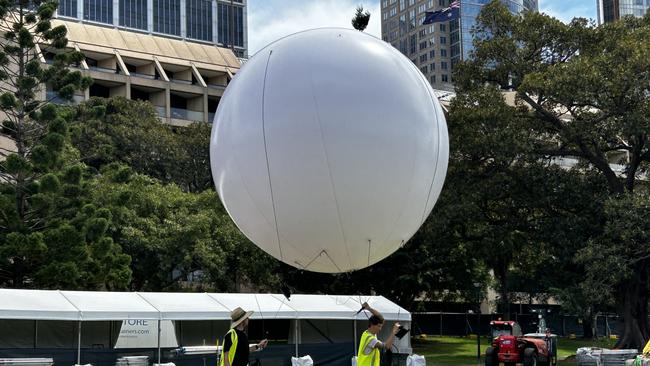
[187,0,212,41]
[84,0,112,24]
[440,48,447,57]
[410,34,417,54]
[418,3,426,13]
[429,49,435,58]
[440,36,447,44]
[420,65,428,74]
[419,29,426,37]
[399,39,407,53]
[59,0,77,17]
[439,23,446,31]
[430,75,436,83]
[218,3,244,48]
[399,0,405,10]
[419,41,427,50]
[389,6,397,16]
[430,62,435,70]
[154,0,181,35]
[419,54,427,63]
[119,0,147,30]
[441,74,448,82]
[441,61,448,69]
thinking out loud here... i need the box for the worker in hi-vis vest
[357,302,401,366]
[220,307,268,366]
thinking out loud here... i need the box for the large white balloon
[210,28,449,273]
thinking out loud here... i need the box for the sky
[246,0,597,56]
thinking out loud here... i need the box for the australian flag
[422,0,460,24]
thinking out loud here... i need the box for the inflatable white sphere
[210,28,448,273]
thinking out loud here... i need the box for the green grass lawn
[411,336,617,366]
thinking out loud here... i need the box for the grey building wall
[56,0,248,57]
[381,0,537,90]
[598,0,650,24]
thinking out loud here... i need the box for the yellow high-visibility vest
[219,329,239,366]
[643,339,650,355]
[357,330,380,366]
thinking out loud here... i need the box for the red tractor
[485,320,557,366]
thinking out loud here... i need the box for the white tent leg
[77,320,82,365]
[157,319,162,365]
[353,320,357,355]
[294,319,299,357]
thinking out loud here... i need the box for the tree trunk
[493,261,511,320]
[582,308,594,339]
[615,264,650,350]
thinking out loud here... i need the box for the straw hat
[230,307,254,328]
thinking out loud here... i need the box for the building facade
[40,19,240,126]
[597,0,650,24]
[56,0,247,57]
[381,0,538,90]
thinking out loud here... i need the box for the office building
[39,19,240,126]
[56,0,247,58]
[381,0,538,90]
[597,0,650,24]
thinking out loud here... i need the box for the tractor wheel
[486,347,498,366]
[524,348,537,366]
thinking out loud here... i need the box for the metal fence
[412,312,623,337]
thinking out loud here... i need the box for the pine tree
[0,0,94,287]
[351,6,371,32]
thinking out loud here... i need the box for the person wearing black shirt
[221,307,268,366]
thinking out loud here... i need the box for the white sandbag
[291,355,313,366]
[407,354,426,366]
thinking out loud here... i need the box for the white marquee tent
[0,289,411,366]
[0,289,410,322]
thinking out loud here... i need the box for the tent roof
[0,289,410,321]
[0,289,79,320]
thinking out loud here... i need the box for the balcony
[207,83,226,91]
[46,91,84,105]
[170,78,192,85]
[130,71,156,79]
[154,106,166,118]
[89,65,118,73]
[170,107,203,121]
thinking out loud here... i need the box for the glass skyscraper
[381,0,537,90]
[597,0,650,24]
[56,0,247,57]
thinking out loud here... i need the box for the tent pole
[157,319,162,365]
[34,320,38,348]
[77,320,82,365]
[294,318,299,357]
[353,319,357,355]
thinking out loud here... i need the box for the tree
[351,6,371,32]
[71,97,213,192]
[577,194,650,344]
[455,0,650,347]
[172,121,213,192]
[0,0,92,218]
[0,0,99,287]
[71,97,184,185]
[87,164,279,292]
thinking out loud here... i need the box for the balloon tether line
[367,239,371,267]
[261,49,284,261]
[298,250,342,273]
